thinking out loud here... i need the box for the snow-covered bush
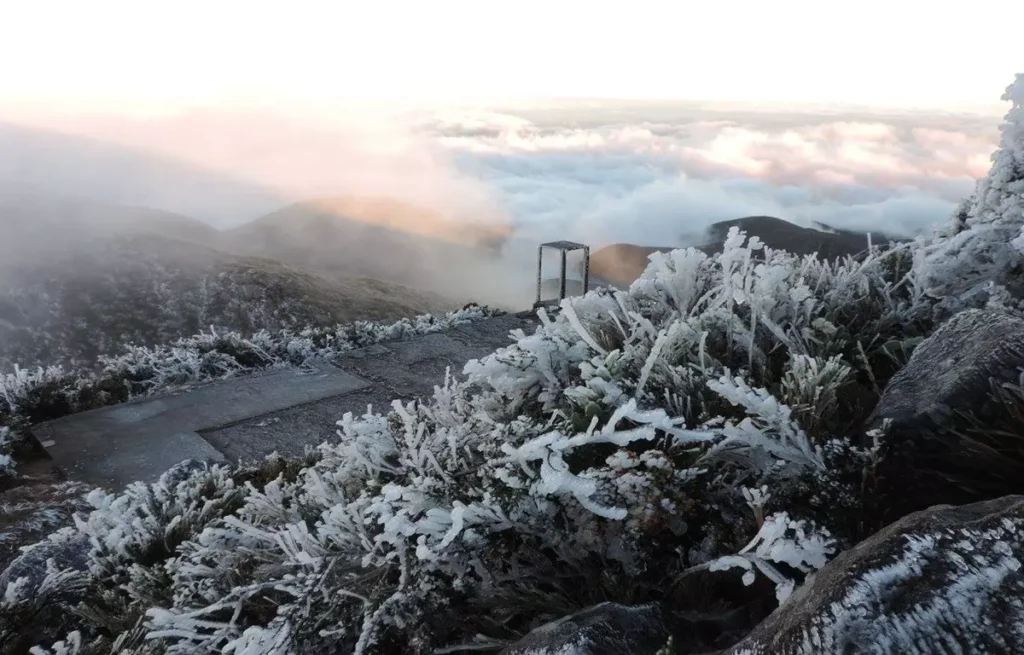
[0,305,498,426]
[4,74,1023,655]
[0,229,926,653]
[0,428,16,479]
[0,305,499,618]
[706,512,835,604]
[914,74,1024,308]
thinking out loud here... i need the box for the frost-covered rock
[723,495,1024,654]
[872,309,1024,426]
[501,602,669,655]
[0,528,89,591]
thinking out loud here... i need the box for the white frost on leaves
[704,375,825,471]
[915,73,1024,304]
[9,74,1024,654]
[28,631,82,655]
[1,305,496,420]
[707,513,835,604]
[742,485,771,527]
[733,513,1024,654]
[0,426,16,477]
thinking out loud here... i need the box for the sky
[1,0,1021,113]
[0,0,1019,260]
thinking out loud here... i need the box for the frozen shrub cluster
[914,74,1024,309]
[4,75,1024,654]
[1,227,939,653]
[0,305,497,426]
[0,428,15,479]
[0,305,497,602]
[706,511,835,604]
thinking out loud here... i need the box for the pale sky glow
[1,0,1021,113]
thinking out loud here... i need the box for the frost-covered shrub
[914,74,1024,308]
[7,75,1024,655]
[0,428,15,479]
[0,457,316,654]
[0,305,498,427]
[705,511,835,604]
[0,305,500,626]
[2,228,924,653]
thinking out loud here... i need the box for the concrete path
[202,313,535,462]
[35,314,537,489]
[35,366,369,489]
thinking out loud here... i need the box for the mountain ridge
[589,215,908,287]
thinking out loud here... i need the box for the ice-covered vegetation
[1,75,1023,653]
[1,305,496,428]
[0,306,496,567]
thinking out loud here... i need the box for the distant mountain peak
[242,195,512,250]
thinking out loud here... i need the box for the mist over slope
[225,196,531,306]
[0,196,456,369]
[0,192,221,250]
[0,121,289,224]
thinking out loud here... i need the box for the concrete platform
[202,314,537,462]
[35,366,369,490]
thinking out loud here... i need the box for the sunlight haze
[2,0,1021,113]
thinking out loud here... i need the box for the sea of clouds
[0,100,1003,251]
[413,102,1000,247]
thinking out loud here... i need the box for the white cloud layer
[0,100,1003,254]
[417,104,1000,247]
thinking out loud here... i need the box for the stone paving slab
[35,366,369,490]
[202,314,537,462]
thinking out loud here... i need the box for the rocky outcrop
[873,309,1024,427]
[501,602,670,655]
[722,495,1024,654]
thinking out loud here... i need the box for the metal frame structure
[534,240,590,309]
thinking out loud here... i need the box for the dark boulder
[872,309,1024,428]
[501,602,670,655]
[722,495,1024,654]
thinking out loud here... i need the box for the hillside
[232,196,511,249]
[0,193,221,258]
[0,232,454,369]
[705,215,885,258]
[0,195,462,369]
[590,215,901,287]
[226,196,515,298]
